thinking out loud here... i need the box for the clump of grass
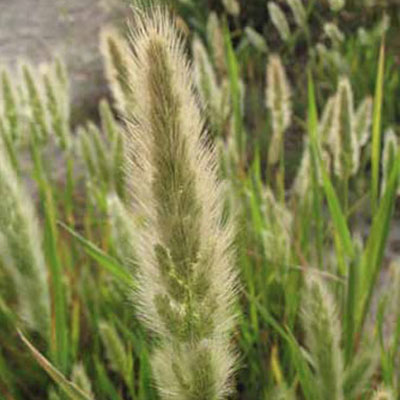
[2,1,400,399]
[123,7,238,398]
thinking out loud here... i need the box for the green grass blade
[18,330,93,400]
[44,190,69,373]
[307,72,354,259]
[223,18,245,166]
[246,292,318,400]
[371,41,385,213]
[93,356,123,400]
[306,72,324,266]
[357,151,400,331]
[59,222,132,286]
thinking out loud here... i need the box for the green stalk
[371,41,385,213]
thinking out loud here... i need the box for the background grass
[1,0,400,399]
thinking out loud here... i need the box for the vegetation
[1,1,400,399]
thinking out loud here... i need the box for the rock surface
[0,0,129,120]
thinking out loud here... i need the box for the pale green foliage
[123,7,237,399]
[0,146,50,334]
[302,275,344,400]
[48,388,62,400]
[268,2,291,42]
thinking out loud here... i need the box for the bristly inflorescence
[381,128,398,196]
[266,54,292,165]
[0,145,50,334]
[330,77,359,178]
[301,274,344,400]
[123,7,238,399]
[268,2,291,42]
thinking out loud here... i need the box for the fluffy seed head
[324,23,345,46]
[287,0,307,29]
[292,140,330,197]
[100,28,135,113]
[354,96,373,148]
[124,7,238,398]
[43,67,71,151]
[319,96,336,145]
[192,36,223,137]
[71,363,94,398]
[292,142,311,197]
[107,194,137,273]
[262,188,293,265]
[221,0,240,16]
[266,54,292,165]
[1,69,20,143]
[371,387,395,400]
[301,274,344,400]
[207,12,226,77]
[381,128,398,196]
[244,27,268,53]
[328,0,345,12]
[0,145,50,334]
[330,77,359,178]
[99,321,130,379]
[268,2,291,42]
[22,63,49,143]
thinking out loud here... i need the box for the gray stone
[0,0,129,121]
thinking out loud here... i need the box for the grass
[1,1,400,399]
